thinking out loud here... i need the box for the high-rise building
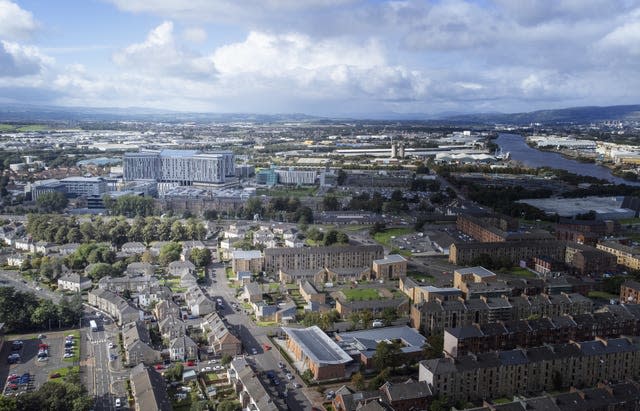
[123,149,234,184]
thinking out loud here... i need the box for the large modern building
[123,149,235,185]
[282,326,352,381]
[29,177,108,201]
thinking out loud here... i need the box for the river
[496,133,640,186]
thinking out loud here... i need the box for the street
[206,262,314,411]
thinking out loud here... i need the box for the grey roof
[282,326,352,365]
[445,325,483,339]
[499,349,528,366]
[373,254,407,265]
[455,266,496,278]
[381,379,432,401]
[336,326,426,349]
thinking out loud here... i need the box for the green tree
[335,232,349,244]
[322,195,340,211]
[323,230,339,246]
[31,300,59,328]
[159,242,183,266]
[86,263,114,281]
[221,353,233,366]
[0,287,39,333]
[217,400,239,411]
[189,248,212,269]
[15,380,93,411]
[36,191,68,212]
[351,372,365,390]
[170,221,187,241]
[381,307,397,325]
[372,341,402,371]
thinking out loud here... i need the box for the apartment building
[264,245,383,273]
[419,337,640,403]
[596,240,640,270]
[449,240,565,266]
[444,304,640,358]
[410,293,592,335]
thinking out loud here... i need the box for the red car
[186,360,195,367]
[7,384,18,390]
[262,344,271,351]
[154,364,164,370]
[7,374,18,382]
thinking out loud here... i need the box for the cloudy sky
[0,0,639,117]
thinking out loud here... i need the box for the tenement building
[263,245,383,273]
[443,304,640,358]
[410,293,592,334]
[449,240,565,266]
[419,337,640,403]
[123,149,235,185]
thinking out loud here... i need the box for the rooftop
[282,326,352,365]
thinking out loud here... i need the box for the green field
[342,288,381,301]
[373,228,414,247]
[588,291,618,300]
[503,267,537,278]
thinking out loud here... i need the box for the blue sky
[1,0,639,116]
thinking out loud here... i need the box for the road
[206,263,313,411]
[0,270,61,303]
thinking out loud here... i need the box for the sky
[0,0,639,117]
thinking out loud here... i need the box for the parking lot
[0,331,80,396]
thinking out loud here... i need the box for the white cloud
[595,9,640,57]
[182,27,207,43]
[113,21,216,79]
[0,40,51,77]
[0,0,37,40]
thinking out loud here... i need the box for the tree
[372,341,402,371]
[31,300,59,328]
[335,232,349,244]
[36,192,68,212]
[381,307,397,325]
[323,230,339,246]
[322,195,340,211]
[217,400,239,411]
[159,242,182,266]
[351,372,365,390]
[15,380,93,411]
[86,263,114,281]
[221,353,233,366]
[165,363,184,382]
[170,221,187,241]
[422,334,444,360]
[189,248,212,269]
[0,287,39,333]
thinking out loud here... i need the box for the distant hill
[0,104,322,124]
[444,104,640,125]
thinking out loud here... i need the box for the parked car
[186,360,195,367]
[278,362,285,369]
[286,373,293,380]
[155,364,164,370]
[49,373,61,379]
[251,348,258,355]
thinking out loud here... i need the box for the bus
[90,320,98,332]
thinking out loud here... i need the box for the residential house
[137,285,172,308]
[57,272,92,292]
[6,254,27,268]
[126,262,155,277]
[123,320,161,366]
[236,271,252,284]
[185,286,215,317]
[129,364,173,411]
[121,242,146,256]
[169,335,198,361]
[57,243,80,256]
[379,379,432,411]
[201,312,242,357]
[34,241,56,255]
[88,288,141,325]
[155,300,181,322]
[228,357,278,411]
[159,315,187,341]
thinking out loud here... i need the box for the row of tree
[26,214,207,246]
[0,287,83,333]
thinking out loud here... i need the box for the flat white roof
[282,326,351,365]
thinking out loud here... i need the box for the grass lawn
[619,217,640,224]
[588,291,618,300]
[503,267,537,278]
[62,330,81,363]
[225,267,234,279]
[0,124,15,131]
[268,283,280,292]
[202,372,219,384]
[373,228,414,247]
[342,288,381,301]
[50,365,80,381]
[17,124,47,132]
[256,321,278,327]
[408,272,434,282]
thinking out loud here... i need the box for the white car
[251,348,258,355]
[203,366,212,371]
[63,353,73,358]
[286,373,293,380]
[213,365,224,371]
